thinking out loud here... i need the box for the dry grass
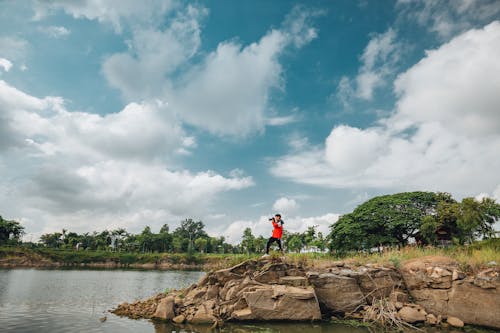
[279,239,499,272]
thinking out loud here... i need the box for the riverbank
[1,239,498,271]
[2,239,500,271]
[112,255,500,330]
[0,247,252,271]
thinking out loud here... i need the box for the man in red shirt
[262,214,284,257]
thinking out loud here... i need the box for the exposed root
[361,299,423,331]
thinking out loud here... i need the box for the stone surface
[357,268,402,302]
[152,296,175,320]
[235,285,321,321]
[447,316,464,328]
[426,313,438,325]
[172,315,185,324]
[308,273,365,312]
[279,276,307,287]
[398,305,427,323]
[447,279,500,329]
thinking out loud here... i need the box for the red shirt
[272,221,283,239]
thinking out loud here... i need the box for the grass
[1,238,498,271]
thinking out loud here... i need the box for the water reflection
[152,322,372,333]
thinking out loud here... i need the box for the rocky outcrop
[112,256,500,329]
[400,256,500,329]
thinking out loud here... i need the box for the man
[262,213,284,257]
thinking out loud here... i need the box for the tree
[40,232,62,248]
[241,228,256,254]
[0,216,24,244]
[287,234,303,253]
[173,219,207,252]
[194,237,208,253]
[329,192,442,253]
[422,197,500,245]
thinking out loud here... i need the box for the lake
[0,268,490,333]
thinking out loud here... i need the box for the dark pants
[266,237,282,254]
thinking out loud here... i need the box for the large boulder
[232,285,321,321]
[447,277,500,328]
[153,296,175,320]
[308,272,365,313]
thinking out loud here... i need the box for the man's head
[275,214,282,223]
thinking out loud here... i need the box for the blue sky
[0,0,499,243]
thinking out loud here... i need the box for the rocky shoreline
[112,255,500,329]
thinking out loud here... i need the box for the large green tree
[329,191,442,252]
[0,216,24,244]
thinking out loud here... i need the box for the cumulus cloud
[103,5,207,100]
[102,5,320,137]
[397,0,500,39]
[0,80,253,237]
[273,22,500,198]
[272,197,299,213]
[222,213,340,244]
[337,29,401,106]
[33,0,175,33]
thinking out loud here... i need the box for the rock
[452,270,465,281]
[389,290,409,304]
[473,276,497,289]
[172,314,185,324]
[447,279,500,328]
[358,268,402,302]
[254,263,288,284]
[153,296,175,320]
[410,288,449,314]
[185,300,217,324]
[232,285,321,321]
[279,276,307,287]
[426,313,438,325]
[447,316,464,328]
[184,287,207,305]
[308,273,365,312]
[397,305,427,323]
[206,285,219,299]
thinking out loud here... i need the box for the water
[1,269,493,333]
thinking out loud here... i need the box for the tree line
[1,191,499,254]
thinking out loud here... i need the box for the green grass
[1,238,498,271]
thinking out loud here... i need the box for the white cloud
[0,36,28,63]
[266,115,298,126]
[38,26,71,38]
[222,213,339,244]
[102,5,320,137]
[336,29,401,105]
[33,0,176,33]
[397,0,500,39]
[0,80,253,237]
[0,58,12,72]
[103,5,207,100]
[273,197,299,213]
[273,22,500,198]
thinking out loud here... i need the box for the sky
[0,0,499,243]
